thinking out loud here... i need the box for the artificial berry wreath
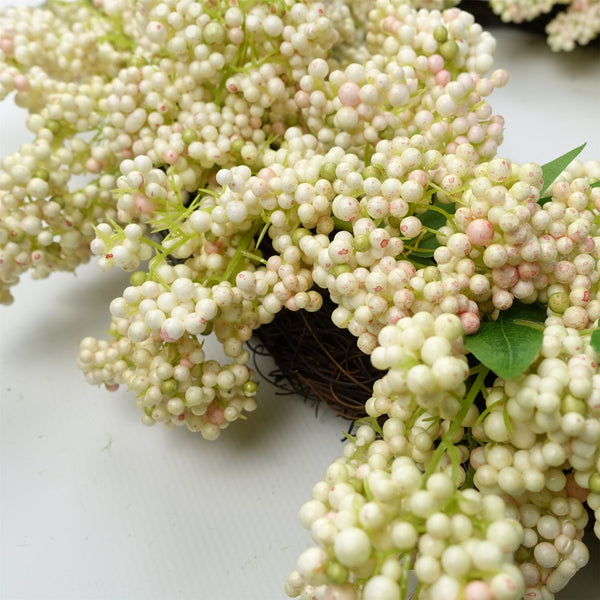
[1,1,599,599]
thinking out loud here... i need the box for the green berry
[589,473,600,494]
[422,266,440,282]
[46,119,61,134]
[439,40,459,61]
[561,394,586,415]
[379,125,395,140]
[160,379,178,396]
[231,138,244,154]
[243,381,258,395]
[292,228,310,245]
[203,22,225,45]
[129,271,146,286]
[182,128,199,145]
[433,26,448,43]
[333,264,352,277]
[548,292,569,313]
[325,561,349,585]
[319,162,337,182]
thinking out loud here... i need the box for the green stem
[332,216,354,232]
[219,223,261,284]
[513,319,545,332]
[423,368,488,481]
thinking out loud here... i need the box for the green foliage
[464,302,547,380]
[539,142,586,198]
[591,329,600,355]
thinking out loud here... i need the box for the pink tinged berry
[492,265,518,289]
[408,169,429,188]
[464,581,493,600]
[86,158,103,173]
[554,261,577,284]
[205,241,222,254]
[13,74,30,92]
[163,149,179,164]
[466,218,495,246]
[257,167,275,180]
[518,262,540,280]
[435,69,451,86]
[105,383,120,392]
[160,318,185,342]
[492,289,513,311]
[381,16,399,33]
[285,297,300,311]
[459,311,480,335]
[228,27,244,44]
[428,54,444,73]
[180,357,194,369]
[565,472,589,502]
[135,194,156,215]
[338,82,361,107]
[0,37,14,54]
[206,403,225,425]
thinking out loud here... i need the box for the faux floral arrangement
[1,1,599,599]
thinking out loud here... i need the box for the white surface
[1,4,599,599]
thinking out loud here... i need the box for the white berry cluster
[0,0,143,304]
[58,0,514,437]
[286,421,526,600]
[488,0,600,50]
[471,441,592,597]
[77,264,262,439]
[473,321,600,509]
[439,158,600,329]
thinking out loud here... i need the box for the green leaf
[540,143,586,196]
[417,208,447,230]
[591,329,600,355]
[591,181,600,189]
[464,302,546,380]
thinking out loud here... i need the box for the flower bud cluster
[77,264,262,439]
[472,321,600,531]
[431,157,600,329]
[472,439,591,597]
[285,421,525,600]
[370,312,468,415]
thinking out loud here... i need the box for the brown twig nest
[249,291,383,421]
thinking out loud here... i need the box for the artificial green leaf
[417,208,447,230]
[591,181,600,189]
[464,302,546,380]
[591,329,600,355]
[540,143,586,196]
[417,234,439,251]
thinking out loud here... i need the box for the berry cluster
[488,0,600,51]
[286,422,526,600]
[1,1,600,598]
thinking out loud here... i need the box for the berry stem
[423,367,489,481]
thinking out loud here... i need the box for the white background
[1,2,599,599]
